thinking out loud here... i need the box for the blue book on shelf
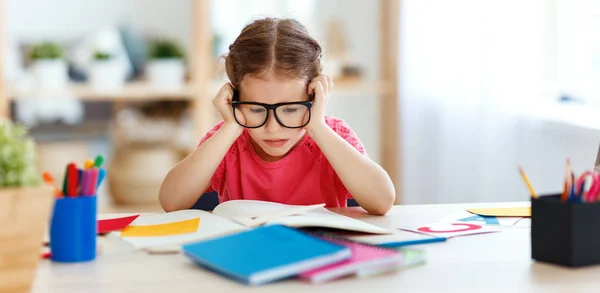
[182,224,351,285]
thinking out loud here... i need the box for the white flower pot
[90,59,126,91]
[32,59,68,89]
[147,59,185,89]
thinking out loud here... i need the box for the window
[554,0,600,106]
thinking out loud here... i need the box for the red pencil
[66,163,79,197]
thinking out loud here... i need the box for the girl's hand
[213,83,245,128]
[305,74,334,132]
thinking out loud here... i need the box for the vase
[0,186,54,293]
[31,59,68,89]
[89,59,126,91]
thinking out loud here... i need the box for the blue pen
[97,168,107,188]
[378,237,447,248]
[569,172,576,202]
[578,180,587,203]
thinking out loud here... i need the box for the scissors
[575,143,600,202]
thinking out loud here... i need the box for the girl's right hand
[212,83,245,128]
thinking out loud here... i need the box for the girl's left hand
[306,74,334,132]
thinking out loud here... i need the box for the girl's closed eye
[281,107,299,113]
[249,107,266,114]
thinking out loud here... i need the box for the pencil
[42,171,62,197]
[84,159,95,170]
[518,166,538,199]
[561,158,571,202]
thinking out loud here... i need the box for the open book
[112,200,392,250]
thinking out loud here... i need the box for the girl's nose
[264,110,283,132]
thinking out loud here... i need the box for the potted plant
[89,50,126,91]
[0,119,54,293]
[146,39,186,89]
[29,42,68,89]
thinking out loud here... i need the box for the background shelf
[6,81,197,101]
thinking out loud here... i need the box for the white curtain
[396,0,600,204]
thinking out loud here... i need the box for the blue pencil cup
[49,195,97,262]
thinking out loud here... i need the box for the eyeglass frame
[230,90,314,129]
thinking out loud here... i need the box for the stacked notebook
[298,234,404,284]
[182,225,351,285]
[182,225,422,286]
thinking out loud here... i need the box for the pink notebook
[298,235,403,284]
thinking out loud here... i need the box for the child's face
[239,71,309,161]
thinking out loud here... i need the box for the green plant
[148,39,185,59]
[0,120,42,187]
[94,51,112,61]
[29,42,63,60]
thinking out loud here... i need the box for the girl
[159,18,395,215]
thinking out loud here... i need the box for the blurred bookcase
[0,0,215,142]
[0,0,401,203]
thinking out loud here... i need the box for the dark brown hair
[224,18,322,88]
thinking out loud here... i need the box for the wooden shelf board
[6,81,199,101]
[4,78,389,103]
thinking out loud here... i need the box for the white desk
[32,202,600,292]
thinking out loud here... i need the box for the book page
[213,200,392,234]
[213,200,325,227]
[267,209,392,235]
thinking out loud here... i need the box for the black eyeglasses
[231,100,313,128]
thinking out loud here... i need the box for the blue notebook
[182,224,351,285]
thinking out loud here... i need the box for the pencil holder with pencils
[46,156,106,263]
[521,151,600,267]
[531,194,600,267]
[50,194,97,262]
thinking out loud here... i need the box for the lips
[263,139,289,148]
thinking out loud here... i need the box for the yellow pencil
[518,166,538,199]
[561,158,571,202]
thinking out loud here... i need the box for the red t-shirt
[199,116,367,207]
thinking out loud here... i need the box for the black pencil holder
[531,194,600,267]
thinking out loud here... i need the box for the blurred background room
[1,0,599,212]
